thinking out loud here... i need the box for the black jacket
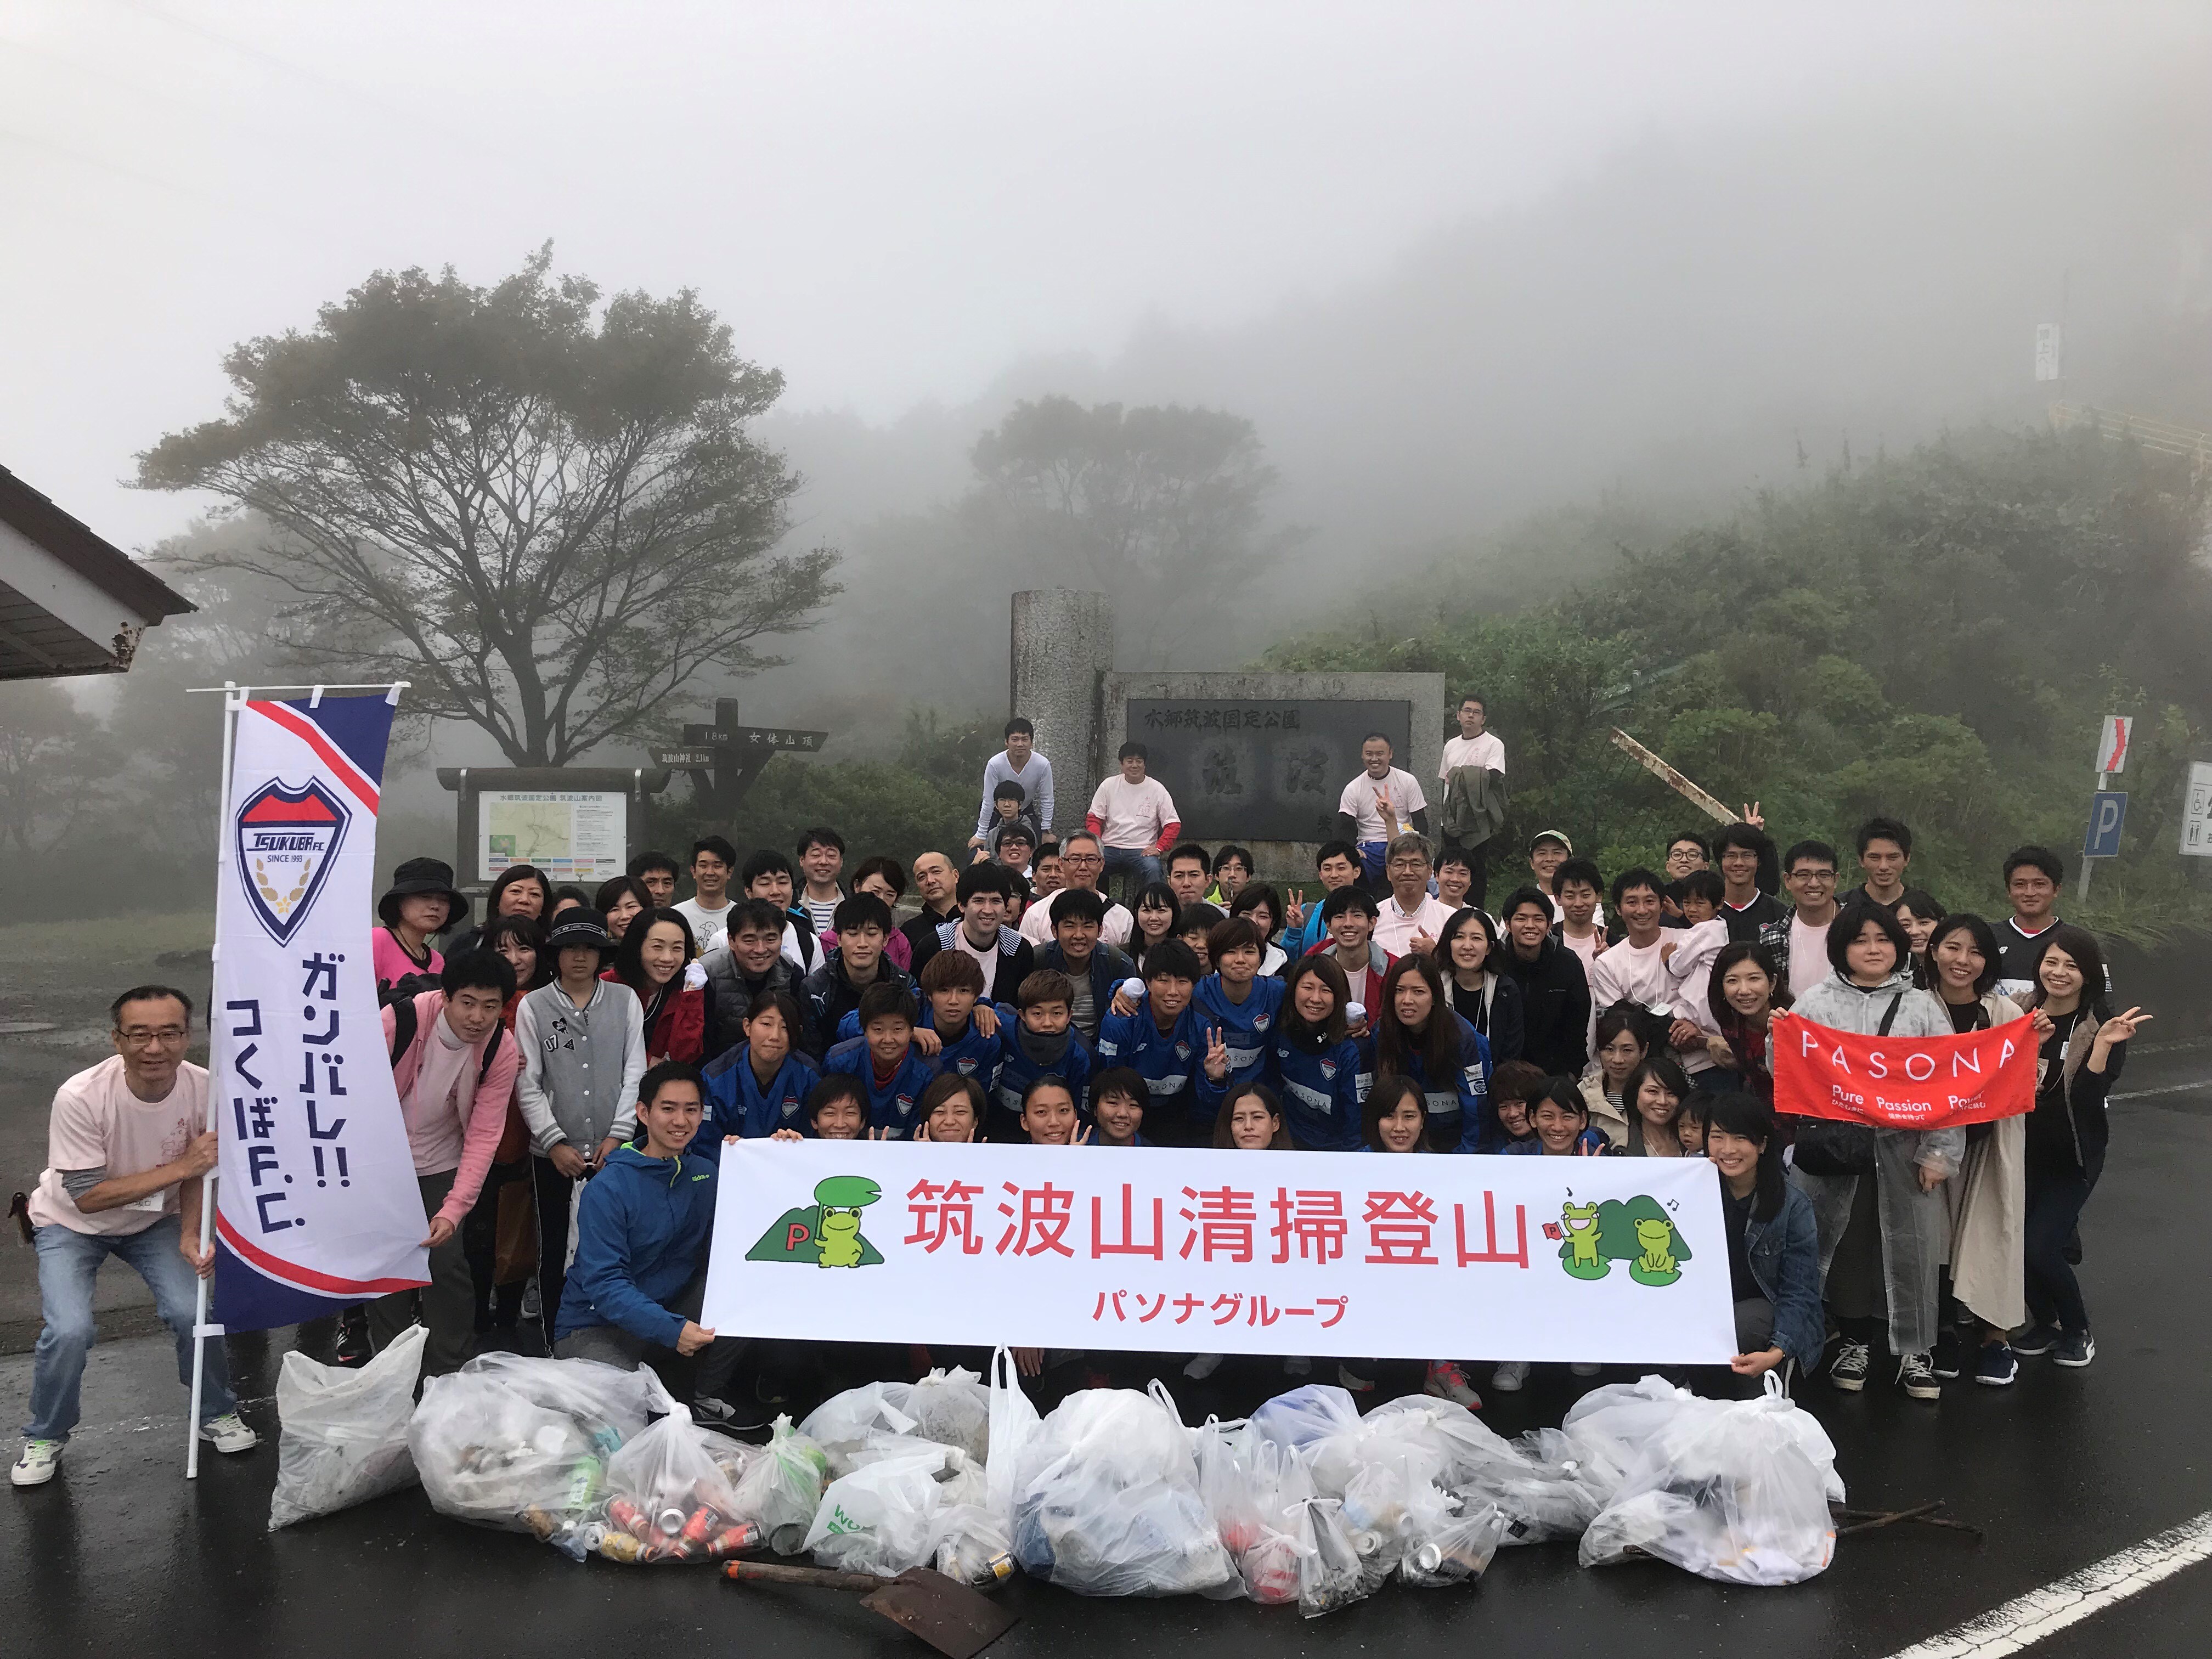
[1442,971,1526,1067]
[1500,933,1590,1077]
[909,919,1035,1005]
[798,949,918,1062]
[697,949,798,1062]
[1035,939,1138,1042]
[900,903,958,967]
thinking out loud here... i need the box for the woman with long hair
[1128,881,1181,970]
[1622,1054,1692,1156]
[1895,889,1948,990]
[1704,1092,1823,1392]
[1432,906,1526,1065]
[1352,1076,1482,1408]
[1577,1005,1646,1147]
[1790,901,1955,1402]
[2016,926,2146,1370]
[1374,953,1492,1152]
[1921,913,2028,1385]
[1703,943,1791,1098]
[1270,956,1364,1150]
[606,906,708,1065]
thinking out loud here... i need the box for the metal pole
[187,682,244,1479]
[2078,769,2106,905]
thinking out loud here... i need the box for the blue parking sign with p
[2083,791,2128,859]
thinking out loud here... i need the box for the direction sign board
[2182,763,2212,857]
[2095,715,2132,775]
[2083,791,2128,860]
[650,748,718,768]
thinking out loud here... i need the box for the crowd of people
[12,703,2147,1491]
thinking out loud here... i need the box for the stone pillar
[1009,589,1114,836]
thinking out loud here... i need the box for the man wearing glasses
[13,986,258,1488]
[1017,830,1135,948]
[1372,833,1454,958]
[1781,840,1844,997]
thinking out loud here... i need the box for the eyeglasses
[1063,853,1103,865]
[1387,857,1429,872]
[1787,870,1837,884]
[119,1026,189,1046]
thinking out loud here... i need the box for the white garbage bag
[1578,1374,1839,1585]
[268,1323,426,1530]
[984,1346,1042,1527]
[806,1449,949,1576]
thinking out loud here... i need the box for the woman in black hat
[374,857,472,993]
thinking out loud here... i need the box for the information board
[477,789,625,884]
[2183,763,2212,857]
[1126,698,1412,841]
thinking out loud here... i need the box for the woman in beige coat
[1923,914,2028,1387]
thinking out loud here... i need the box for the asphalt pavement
[3,1042,2208,1659]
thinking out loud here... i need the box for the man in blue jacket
[555,1061,747,1414]
[1092,939,1211,1143]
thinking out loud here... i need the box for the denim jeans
[1101,846,1159,899]
[25,1215,236,1443]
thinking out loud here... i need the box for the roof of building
[0,464,194,680]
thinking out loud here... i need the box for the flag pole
[186,681,244,1479]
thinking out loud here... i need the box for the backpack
[385,994,507,1085]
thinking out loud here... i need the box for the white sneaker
[1570,1362,1602,1378]
[1283,1356,1312,1377]
[1182,1353,1223,1381]
[1424,1361,1482,1410]
[1337,1364,1377,1394]
[1489,1361,1530,1393]
[198,1413,259,1454]
[10,1439,60,1487]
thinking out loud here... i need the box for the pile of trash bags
[408,1351,828,1566]
[393,1350,1839,1596]
[268,1324,426,1531]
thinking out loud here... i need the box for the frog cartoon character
[812,1176,882,1269]
[1594,1194,1691,1287]
[748,1174,886,1267]
[1557,1199,1608,1280]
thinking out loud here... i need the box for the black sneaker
[1972,1341,2019,1386]
[693,1396,771,1432]
[1897,1352,1941,1401]
[1931,1329,1964,1380]
[2053,1330,2096,1369]
[2012,1323,2061,1357]
[1829,1339,1870,1393]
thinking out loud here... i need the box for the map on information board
[478,789,624,883]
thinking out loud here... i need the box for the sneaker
[1336,1364,1377,1394]
[1972,1342,2019,1387]
[2053,1330,2097,1369]
[198,1413,260,1454]
[1182,1353,1223,1381]
[692,1396,770,1431]
[1897,1352,1941,1401]
[1569,1362,1602,1378]
[10,1439,60,1487]
[1283,1356,1312,1377]
[2011,1324,2061,1357]
[1424,1361,1482,1410]
[1489,1361,1530,1393]
[1932,1329,1964,1380]
[1829,1339,1871,1392]
[753,1374,791,1408]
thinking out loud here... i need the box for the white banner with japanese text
[212,693,430,1332]
[702,1143,1735,1364]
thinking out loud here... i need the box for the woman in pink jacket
[369,951,524,1376]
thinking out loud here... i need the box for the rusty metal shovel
[724,1561,1018,1659]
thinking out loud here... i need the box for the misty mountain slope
[741,57,2210,738]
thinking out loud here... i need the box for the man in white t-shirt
[1780,838,1842,998]
[1372,833,1455,957]
[1018,830,1136,947]
[1086,743,1181,896]
[15,986,258,1487]
[1588,870,1713,1077]
[1335,733,1430,889]
[672,835,737,953]
[1438,695,1505,781]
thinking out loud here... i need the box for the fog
[4,3,2210,767]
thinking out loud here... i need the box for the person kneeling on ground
[1704,1092,1823,1395]
[554,1062,752,1423]
[14,985,259,1487]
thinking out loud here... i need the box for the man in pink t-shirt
[15,986,259,1487]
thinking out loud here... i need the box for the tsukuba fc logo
[233,777,351,945]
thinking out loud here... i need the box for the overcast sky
[3,1,2205,550]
